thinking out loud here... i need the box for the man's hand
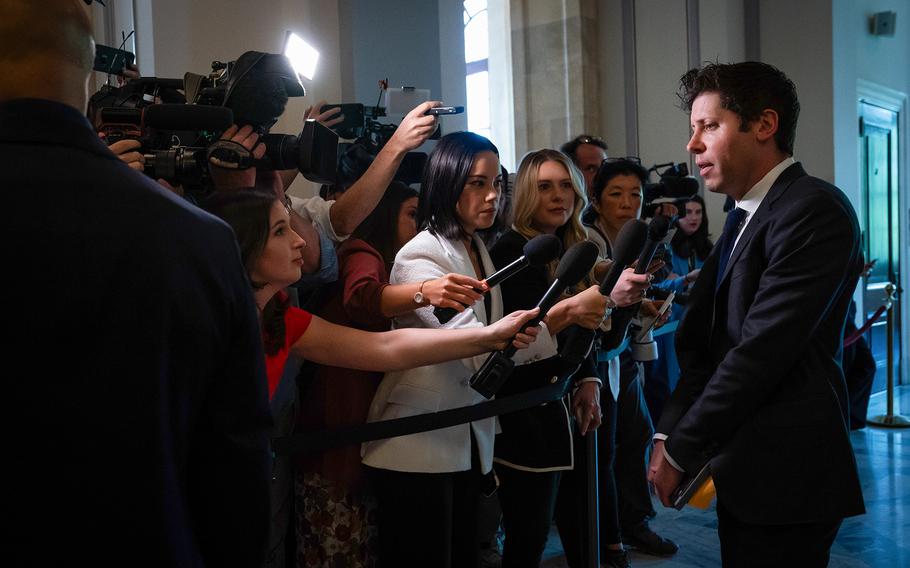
[116,63,140,87]
[209,124,266,190]
[573,382,602,436]
[648,439,684,507]
[108,139,145,171]
[303,100,345,129]
[385,101,440,155]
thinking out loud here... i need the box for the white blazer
[361,229,556,474]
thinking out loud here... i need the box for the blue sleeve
[292,229,339,292]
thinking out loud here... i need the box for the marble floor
[539,386,910,568]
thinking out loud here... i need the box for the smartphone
[637,291,676,340]
[93,44,135,76]
[319,103,365,139]
[425,106,464,116]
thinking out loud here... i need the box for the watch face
[414,292,424,304]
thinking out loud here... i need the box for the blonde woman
[489,149,650,567]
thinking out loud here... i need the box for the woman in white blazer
[362,132,558,567]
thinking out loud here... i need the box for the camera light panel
[284,32,319,80]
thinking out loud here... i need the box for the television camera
[88,48,338,192]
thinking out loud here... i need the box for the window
[464,0,491,141]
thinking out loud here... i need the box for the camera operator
[1,2,271,567]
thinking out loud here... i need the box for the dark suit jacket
[491,230,597,470]
[2,99,272,567]
[657,163,865,525]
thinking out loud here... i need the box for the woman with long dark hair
[203,187,542,568]
[644,194,713,424]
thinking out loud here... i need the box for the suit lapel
[441,234,495,325]
[475,235,503,322]
[716,163,808,289]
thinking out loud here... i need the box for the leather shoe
[601,547,631,568]
[622,522,678,556]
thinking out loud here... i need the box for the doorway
[859,100,903,392]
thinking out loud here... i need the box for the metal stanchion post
[868,282,910,428]
[582,429,600,568]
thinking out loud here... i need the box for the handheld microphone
[433,234,562,324]
[633,215,671,275]
[559,219,650,365]
[144,103,235,132]
[470,241,599,399]
[600,219,650,294]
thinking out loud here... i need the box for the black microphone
[470,241,599,399]
[634,215,671,275]
[144,103,234,132]
[600,219,649,294]
[559,219,650,365]
[433,234,562,324]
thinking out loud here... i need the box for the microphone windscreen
[555,241,599,285]
[612,219,649,268]
[646,214,672,242]
[145,104,234,132]
[523,234,563,266]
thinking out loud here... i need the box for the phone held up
[425,106,464,116]
[93,44,135,76]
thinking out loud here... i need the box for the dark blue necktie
[715,207,747,290]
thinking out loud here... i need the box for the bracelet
[413,279,431,306]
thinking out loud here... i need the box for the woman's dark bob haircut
[418,131,499,240]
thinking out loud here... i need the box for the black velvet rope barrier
[272,379,569,456]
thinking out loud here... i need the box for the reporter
[490,149,638,567]
[203,188,540,383]
[576,157,679,560]
[361,132,559,568]
[645,195,713,423]
[206,187,540,568]
[294,181,484,566]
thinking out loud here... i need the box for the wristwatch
[414,280,430,306]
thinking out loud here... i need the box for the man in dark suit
[648,62,865,567]
[2,2,272,566]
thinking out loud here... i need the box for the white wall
[760,0,835,183]
[634,0,692,169]
[697,0,745,233]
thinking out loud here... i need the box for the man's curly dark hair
[678,61,800,155]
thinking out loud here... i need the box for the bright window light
[284,32,319,80]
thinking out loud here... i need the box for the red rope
[844,304,887,347]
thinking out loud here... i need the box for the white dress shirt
[655,156,796,473]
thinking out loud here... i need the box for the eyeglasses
[603,156,641,165]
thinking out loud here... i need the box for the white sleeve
[288,195,348,243]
